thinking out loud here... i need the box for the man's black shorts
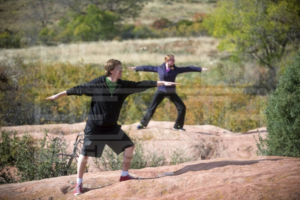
[81,121,134,158]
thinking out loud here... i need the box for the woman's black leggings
[140,90,186,129]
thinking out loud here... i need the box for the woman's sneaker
[74,183,83,195]
[120,174,139,182]
[173,127,186,131]
[137,124,145,129]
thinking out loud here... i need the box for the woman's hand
[202,68,210,71]
[128,67,136,70]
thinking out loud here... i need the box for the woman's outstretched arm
[176,66,210,73]
[128,66,158,72]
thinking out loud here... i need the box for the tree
[59,5,119,41]
[22,0,58,45]
[57,0,152,42]
[204,0,300,91]
[263,50,300,157]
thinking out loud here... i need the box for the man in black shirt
[46,59,178,195]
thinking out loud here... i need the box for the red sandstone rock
[1,121,299,200]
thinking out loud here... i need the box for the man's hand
[157,81,179,86]
[164,82,179,86]
[46,91,67,100]
[202,68,210,71]
[128,67,136,70]
[46,94,60,100]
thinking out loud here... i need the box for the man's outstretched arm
[46,91,67,100]
[157,81,179,86]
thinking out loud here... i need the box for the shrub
[152,18,173,30]
[0,129,75,183]
[92,138,192,171]
[38,27,57,45]
[0,131,18,184]
[0,30,21,48]
[0,166,15,184]
[131,25,158,39]
[58,5,119,42]
[0,58,37,126]
[171,148,191,165]
[192,13,208,23]
[260,51,300,157]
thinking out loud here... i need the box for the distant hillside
[0,0,216,33]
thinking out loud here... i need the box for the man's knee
[78,155,89,163]
[126,145,135,151]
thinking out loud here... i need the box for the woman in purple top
[129,54,209,131]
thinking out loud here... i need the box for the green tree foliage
[204,0,300,90]
[59,5,119,42]
[38,27,57,45]
[263,51,300,157]
[0,30,21,48]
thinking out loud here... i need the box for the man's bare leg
[74,155,88,195]
[77,155,89,179]
[122,146,134,171]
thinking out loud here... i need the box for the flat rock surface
[1,121,299,200]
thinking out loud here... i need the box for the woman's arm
[177,66,210,73]
[128,65,158,72]
[46,91,67,100]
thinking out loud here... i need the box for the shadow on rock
[172,159,281,176]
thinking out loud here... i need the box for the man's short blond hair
[105,59,122,76]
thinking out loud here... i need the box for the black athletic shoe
[173,127,186,131]
[137,124,145,129]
